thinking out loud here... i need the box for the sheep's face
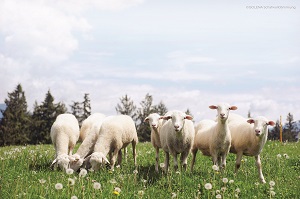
[69,154,84,172]
[209,103,237,122]
[163,111,193,132]
[89,152,109,171]
[247,116,275,137]
[144,113,161,129]
[56,154,70,171]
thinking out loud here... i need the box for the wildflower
[160,163,165,168]
[66,168,74,175]
[171,192,177,198]
[222,178,228,184]
[204,183,212,190]
[113,187,121,195]
[235,188,240,193]
[229,180,234,184]
[71,196,78,199]
[79,168,87,178]
[138,190,145,197]
[212,165,219,171]
[39,179,46,184]
[133,169,138,174]
[216,194,222,199]
[276,154,281,158]
[270,191,276,196]
[55,183,63,190]
[68,178,75,186]
[93,182,101,190]
[269,181,275,187]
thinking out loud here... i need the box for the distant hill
[0,104,6,119]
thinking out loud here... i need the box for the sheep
[79,113,106,141]
[50,113,79,171]
[191,103,237,171]
[85,115,138,171]
[228,113,275,183]
[159,110,195,172]
[69,113,106,171]
[144,113,164,172]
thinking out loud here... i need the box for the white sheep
[144,113,163,172]
[85,115,138,171]
[191,103,237,171]
[69,113,106,171]
[228,113,275,183]
[79,113,106,141]
[160,110,194,172]
[50,113,79,171]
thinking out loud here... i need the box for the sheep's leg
[117,150,122,166]
[110,149,119,171]
[190,148,198,172]
[235,152,243,173]
[212,155,218,167]
[255,155,266,183]
[124,147,128,161]
[172,152,178,171]
[180,150,189,171]
[164,151,169,173]
[221,152,227,169]
[155,147,159,172]
[68,145,74,155]
[132,140,137,167]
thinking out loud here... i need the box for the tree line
[0,84,298,146]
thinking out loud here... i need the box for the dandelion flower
[171,192,177,198]
[66,168,74,175]
[39,179,46,184]
[222,178,228,183]
[229,180,234,184]
[216,194,222,199]
[93,182,101,190]
[269,181,275,187]
[114,187,121,193]
[55,183,63,190]
[79,168,87,178]
[71,196,78,199]
[68,178,75,186]
[160,163,165,168]
[113,187,121,196]
[204,183,212,190]
[276,154,281,158]
[212,165,219,171]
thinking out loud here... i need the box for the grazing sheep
[160,110,194,172]
[79,113,106,141]
[144,113,163,172]
[69,113,106,171]
[191,103,237,171]
[228,114,275,183]
[85,115,138,171]
[50,113,79,171]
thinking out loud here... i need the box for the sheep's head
[247,116,275,137]
[144,113,161,130]
[51,154,70,171]
[69,154,84,172]
[209,103,237,122]
[162,111,193,132]
[88,152,110,171]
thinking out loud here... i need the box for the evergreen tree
[0,84,31,146]
[268,120,280,140]
[185,108,195,123]
[82,93,91,122]
[153,101,168,116]
[135,93,154,142]
[115,94,137,117]
[70,101,83,124]
[283,112,295,141]
[31,90,67,144]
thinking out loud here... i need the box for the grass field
[0,141,299,199]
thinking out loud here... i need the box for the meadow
[0,141,299,199]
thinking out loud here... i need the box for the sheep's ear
[247,119,255,124]
[268,121,275,126]
[229,106,238,110]
[185,115,193,120]
[209,105,218,110]
[144,117,149,122]
[162,116,172,120]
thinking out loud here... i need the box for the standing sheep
[191,103,237,171]
[160,110,194,172]
[228,113,275,183]
[86,115,138,171]
[79,113,106,141]
[50,113,79,171]
[144,113,163,172]
[69,113,106,171]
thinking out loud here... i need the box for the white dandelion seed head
[229,180,234,184]
[79,168,87,177]
[68,178,75,186]
[276,154,282,158]
[235,188,241,193]
[93,182,101,190]
[71,196,78,199]
[204,183,212,190]
[270,191,276,196]
[212,165,219,171]
[66,168,74,175]
[216,194,222,199]
[269,181,275,187]
[114,187,121,193]
[55,183,63,190]
[171,192,177,198]
[160,163,165,168]
[222,178,228,183]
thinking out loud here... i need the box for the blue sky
[0,0,299,122]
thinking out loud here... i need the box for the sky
[0,0,299,123]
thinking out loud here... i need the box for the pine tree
[70,101,83,124]
[153,101,168,116]
[31,90,67,144]
[115,94,137,117]
[283,112,295,141]
[82,93,91,122]
[0,84,31,146]
[268,120,280,140]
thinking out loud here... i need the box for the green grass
[0,141,299,199]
